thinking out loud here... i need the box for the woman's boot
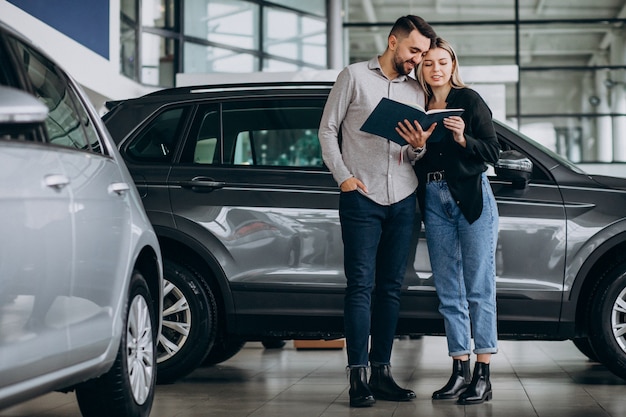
[432,359,471,399]
[457,362,492,405]
[368,364,416,401]
[348,367,375,407]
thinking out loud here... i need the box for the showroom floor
[1,336,624,417]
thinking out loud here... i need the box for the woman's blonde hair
[417,37,466,99]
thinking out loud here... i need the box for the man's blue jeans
[424,174,499,357]
[339,191,416,367]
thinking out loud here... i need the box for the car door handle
[44,174,70,191]
[108,182,131,196]
[179,177,226,192]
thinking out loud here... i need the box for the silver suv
[0,21,162,417]
[103,81,626,384]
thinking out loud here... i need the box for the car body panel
[0,20,162,412]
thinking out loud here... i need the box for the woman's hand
[395,119,436,149]
[442,116,466,147]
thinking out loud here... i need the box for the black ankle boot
[348,367,375,407]
[368,364,416,401]
[432,359,471,400]
[457,362,492,405]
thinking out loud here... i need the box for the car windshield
[495,120,587,175]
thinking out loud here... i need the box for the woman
[396,37,500,405]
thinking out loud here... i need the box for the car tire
[157,260,217,383]
[203,334,247,366]
[572,337,599,362]
[588,262,626,379]
[75,271,157,417]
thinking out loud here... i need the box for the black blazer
[414,87,500,224]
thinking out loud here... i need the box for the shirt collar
[368,56,409,82]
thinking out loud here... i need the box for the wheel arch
[568,233,626,337]
[153,226,235,330]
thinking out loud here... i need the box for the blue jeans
[339,191,416,367]
[424,174,499,357]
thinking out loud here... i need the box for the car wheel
[588,262,626,379]
[203,334,247,365]
[572,337,599,362]
[157,260,217,383]
[75,271,156,417]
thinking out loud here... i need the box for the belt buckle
[429,171,443,182]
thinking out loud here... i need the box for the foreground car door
[0,142,74,387]
[10,37,127,364]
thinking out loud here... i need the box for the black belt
[426,170,446,182]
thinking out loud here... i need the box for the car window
[125,107,187,162]
[8,36,103,153]
[222,100,325,168]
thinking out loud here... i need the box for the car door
[167,97,347,332]
[12,37,130,362]
[0,140,74,388]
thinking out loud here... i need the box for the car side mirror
[494,150,533,189]
[0,86,48,137]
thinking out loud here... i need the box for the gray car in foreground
[0,21,162,417]
[103,81,626,384]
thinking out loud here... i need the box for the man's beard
[393,53,413,76]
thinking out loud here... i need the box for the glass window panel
[519,23,618,68]
[142,0,177,29]
[121,20,137,80]
[520,70,596,116]
[265,8,326,67]
[518,0,624,20]
[10,36,93,151]
[184,42,257,73]
[126,107,186,163]
[269,0,325,16]
[346,0,515,23]
[222,100,325,167]
[121,0,137,21]
[348,25,515,66]
[435,25,516,66]
[184,0,258,50]
[141,33,176,87]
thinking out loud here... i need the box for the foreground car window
[8,36,102,153]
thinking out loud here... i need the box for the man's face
[393,30,431,76]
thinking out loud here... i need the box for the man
[318,15,436,408]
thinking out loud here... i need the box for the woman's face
[421,47,454,88]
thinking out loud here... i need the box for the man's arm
[318,67,354,186]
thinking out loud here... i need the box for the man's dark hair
[389,15,437,48]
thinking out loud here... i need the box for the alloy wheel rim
[127,294,154,405]
[612,286,626,352]
[158,279,191,363]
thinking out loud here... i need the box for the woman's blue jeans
[424,174,499,357]
[339,191,416,367]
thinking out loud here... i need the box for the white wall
[0,0,157,112]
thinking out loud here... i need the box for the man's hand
[395,119,436,148]
[340,177,368,194]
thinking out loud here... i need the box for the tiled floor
[1,336,625,417]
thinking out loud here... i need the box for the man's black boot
[457,362,492,405]
[349,367,375,407]
[368,364,416,401]
[432,359,471,400]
